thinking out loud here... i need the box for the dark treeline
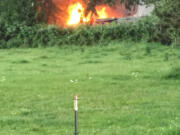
[0,0,179,48]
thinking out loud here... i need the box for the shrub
[0,16,159,48]
[153,0,180,45]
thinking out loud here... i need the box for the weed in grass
[112,75,131,81]
[20,60,30,64]
[20,108,32,116]
[81,48,85,53]
[145,46,152,55]
[100,53,108,56]
[177,55,180,60]
[12,60,30,64]
[39,56,49,59]
[164,53,169,61]
[165,127,180,135]
[165,67,180,80]
[124,55,132,60]
[102,47,117,52]
[41,64,48,67]
[80,60,102,64]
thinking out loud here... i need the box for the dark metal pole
[74,95,78,135]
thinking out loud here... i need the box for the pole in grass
[74,95,78,135]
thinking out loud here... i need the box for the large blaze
[67,3,85,25]
[67,2,110,26]
[49,0,138,27]
[96,7,108,19]
[67,2,91,25]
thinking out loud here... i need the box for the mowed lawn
[0,42,180,135]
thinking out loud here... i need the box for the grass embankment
[0,42,180,135]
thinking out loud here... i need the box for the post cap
[74,95,78,100]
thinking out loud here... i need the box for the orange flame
[49,0,138,27]
[67,2,92,26]
[97,7,108,19]
[67,3,84,25]
[67,2,111,26]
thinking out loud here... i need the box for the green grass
[0,41,180,135]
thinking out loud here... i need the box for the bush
[153,0,180,45]
[0,16,159,48]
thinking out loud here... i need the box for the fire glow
[67,2,89,25]
[49,0,138,27]
[67,2,110,26]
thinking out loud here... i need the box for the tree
[0,0,59,25]
[36,0,60,23]
[153,0,180,45]
[0,0,36,25]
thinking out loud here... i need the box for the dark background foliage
[0,0,179,48]
[0,16,158,48]
[153,0,180,45]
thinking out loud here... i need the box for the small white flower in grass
[131,72,138,78]
[70,80,74,83]
[89,76,92,80]
[70,79,79,83]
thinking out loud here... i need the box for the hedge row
[0,16,160,48]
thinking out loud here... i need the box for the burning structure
[48,0,139,27]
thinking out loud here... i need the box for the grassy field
[0,42,180,135]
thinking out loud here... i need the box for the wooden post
[74,95,78,135]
